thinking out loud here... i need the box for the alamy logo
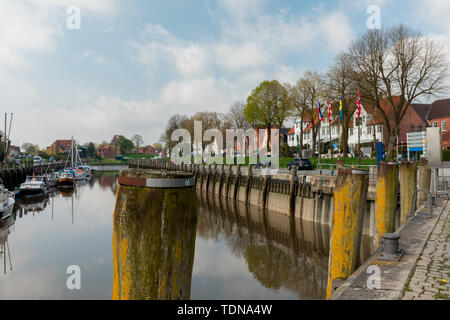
[66,265,81,290]
[366,5,381,30]
[366,265,381,289]
[67,5,81,30]
[170,120,280,174]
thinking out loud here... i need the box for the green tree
[152,142,162,150]
[244,80,289,152]
[119,136,134,154]
[87,142,96,158]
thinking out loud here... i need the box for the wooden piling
[289,166,297,217]
[327,168,369,299]
[399,161,417,225]
[244,165,253,204]
[113,169,197,300]
[261,171,270,209]
[417,158,431,204]
[225,165,232,198]
[374,162,399,249]
[233,165,241,199]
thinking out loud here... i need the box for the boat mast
[71,137,74,168]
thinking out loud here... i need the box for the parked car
[286,158,312,171]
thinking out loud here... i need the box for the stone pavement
[402,201,450,300]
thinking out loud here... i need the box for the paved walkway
[402,202,450,300]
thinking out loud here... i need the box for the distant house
[138,145,156,155]
[97,145,117,159]
[46,140,72,156]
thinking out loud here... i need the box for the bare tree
[226,102,250,130]
[349,25,448,158]
[132,134,144,151]
[286,80,309,152]
[326,53,358,160]
[299,71,326,156]
[160,114,188,149]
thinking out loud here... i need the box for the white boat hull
[0,197,14,220]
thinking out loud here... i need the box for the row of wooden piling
[326,160,431,299]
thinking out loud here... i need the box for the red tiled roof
[287,126,295,135]
[428,99,450,120]
[56,140,72,150]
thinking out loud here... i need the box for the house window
[367,126,372,135]
[433,122,437,127]
[417,125,423,131]
[410,125,415,132]
[442,121,446,131]
[377,125,382,133]
[350,128,353,136]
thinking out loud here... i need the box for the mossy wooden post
[374,162,399,249]
[399,161,417,225]
[261,170,271,209]
[212,164,217,195]
[327,168,369,299]
[244,165,253,204]
[417,158,431,204]
[218,164,225,196]
[289,166,297,217]
[205,165,212,192]
[233,165,241,200]
[113,169,197,300]
[225,165,232,198]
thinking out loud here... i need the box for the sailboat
[57,137,77,188]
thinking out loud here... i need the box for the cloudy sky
[1,0,449,148]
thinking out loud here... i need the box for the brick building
[46,140,72,156]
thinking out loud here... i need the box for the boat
[58,169,76,188]
[73,167,86,181]
[45,171,59,188]
[80,165,92,178]
[18,175,49,197]
[58,137,88,186]
[0,181,15,220]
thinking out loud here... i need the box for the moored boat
[58,169,76,188]
[0,182,15,220]
[18,176,49,197]
[45,171,59,188]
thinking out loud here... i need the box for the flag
[356,89,362,118]
[318,101,323,121]
[328,99,332,123]
[339,96,343,120]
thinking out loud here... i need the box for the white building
[288,104,384,156]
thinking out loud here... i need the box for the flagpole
[358,120,361,165]
[318,120,321,175]
[329,121,333,170]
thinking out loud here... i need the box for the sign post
[406,131,427,162]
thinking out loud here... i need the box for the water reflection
[0,215,14,275]
[112,185,197,300]
[0,174,370,300]
[196,193,330,300]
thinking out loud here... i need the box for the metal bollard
[379,233,404,261]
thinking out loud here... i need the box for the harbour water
[0,174,371,300]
